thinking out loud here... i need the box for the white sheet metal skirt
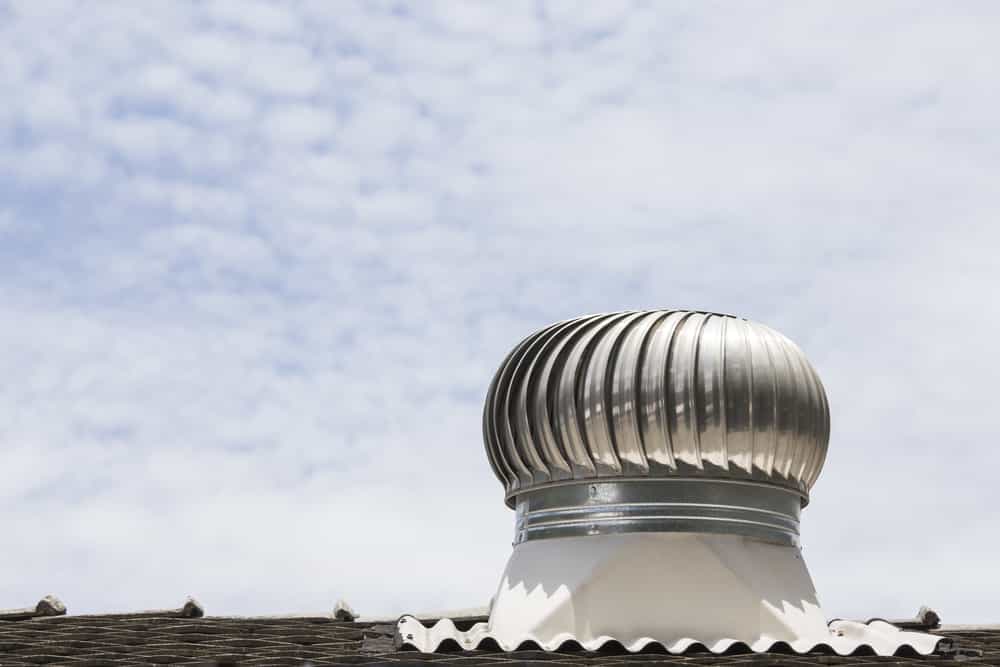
[491,532,826,646]
[398,532,943,655]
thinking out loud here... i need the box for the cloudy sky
[2,1,998,623]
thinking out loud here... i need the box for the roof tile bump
[334,599,358,622]
[70,597,205,620]
[0,595,67,621]
[181,596,205,619]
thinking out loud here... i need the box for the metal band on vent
[513,479,803,546]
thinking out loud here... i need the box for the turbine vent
[403,309,943,657]
[483,310,830,544]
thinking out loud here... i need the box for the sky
[1,0,998,623]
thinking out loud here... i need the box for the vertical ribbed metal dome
[483,310,830,507]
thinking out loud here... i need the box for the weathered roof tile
[0,610,995,665]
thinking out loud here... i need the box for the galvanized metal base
[513,479,803,546]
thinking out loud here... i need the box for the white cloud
[22,82,81,130]
[173,33,247,74]
[205,0,301,36]
[0,0,997,627]
[263,104,339,146]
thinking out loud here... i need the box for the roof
[0,599,995,666]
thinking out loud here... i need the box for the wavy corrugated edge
[394,616,946,657]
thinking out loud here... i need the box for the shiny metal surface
[513,479,802,546]
[483,310,830,506]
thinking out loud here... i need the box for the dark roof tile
[0,614,995,665]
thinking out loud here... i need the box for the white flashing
[398,533,943,656]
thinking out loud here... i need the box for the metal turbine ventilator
[398,310,944,655]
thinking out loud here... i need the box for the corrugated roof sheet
[396,615,947,656]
